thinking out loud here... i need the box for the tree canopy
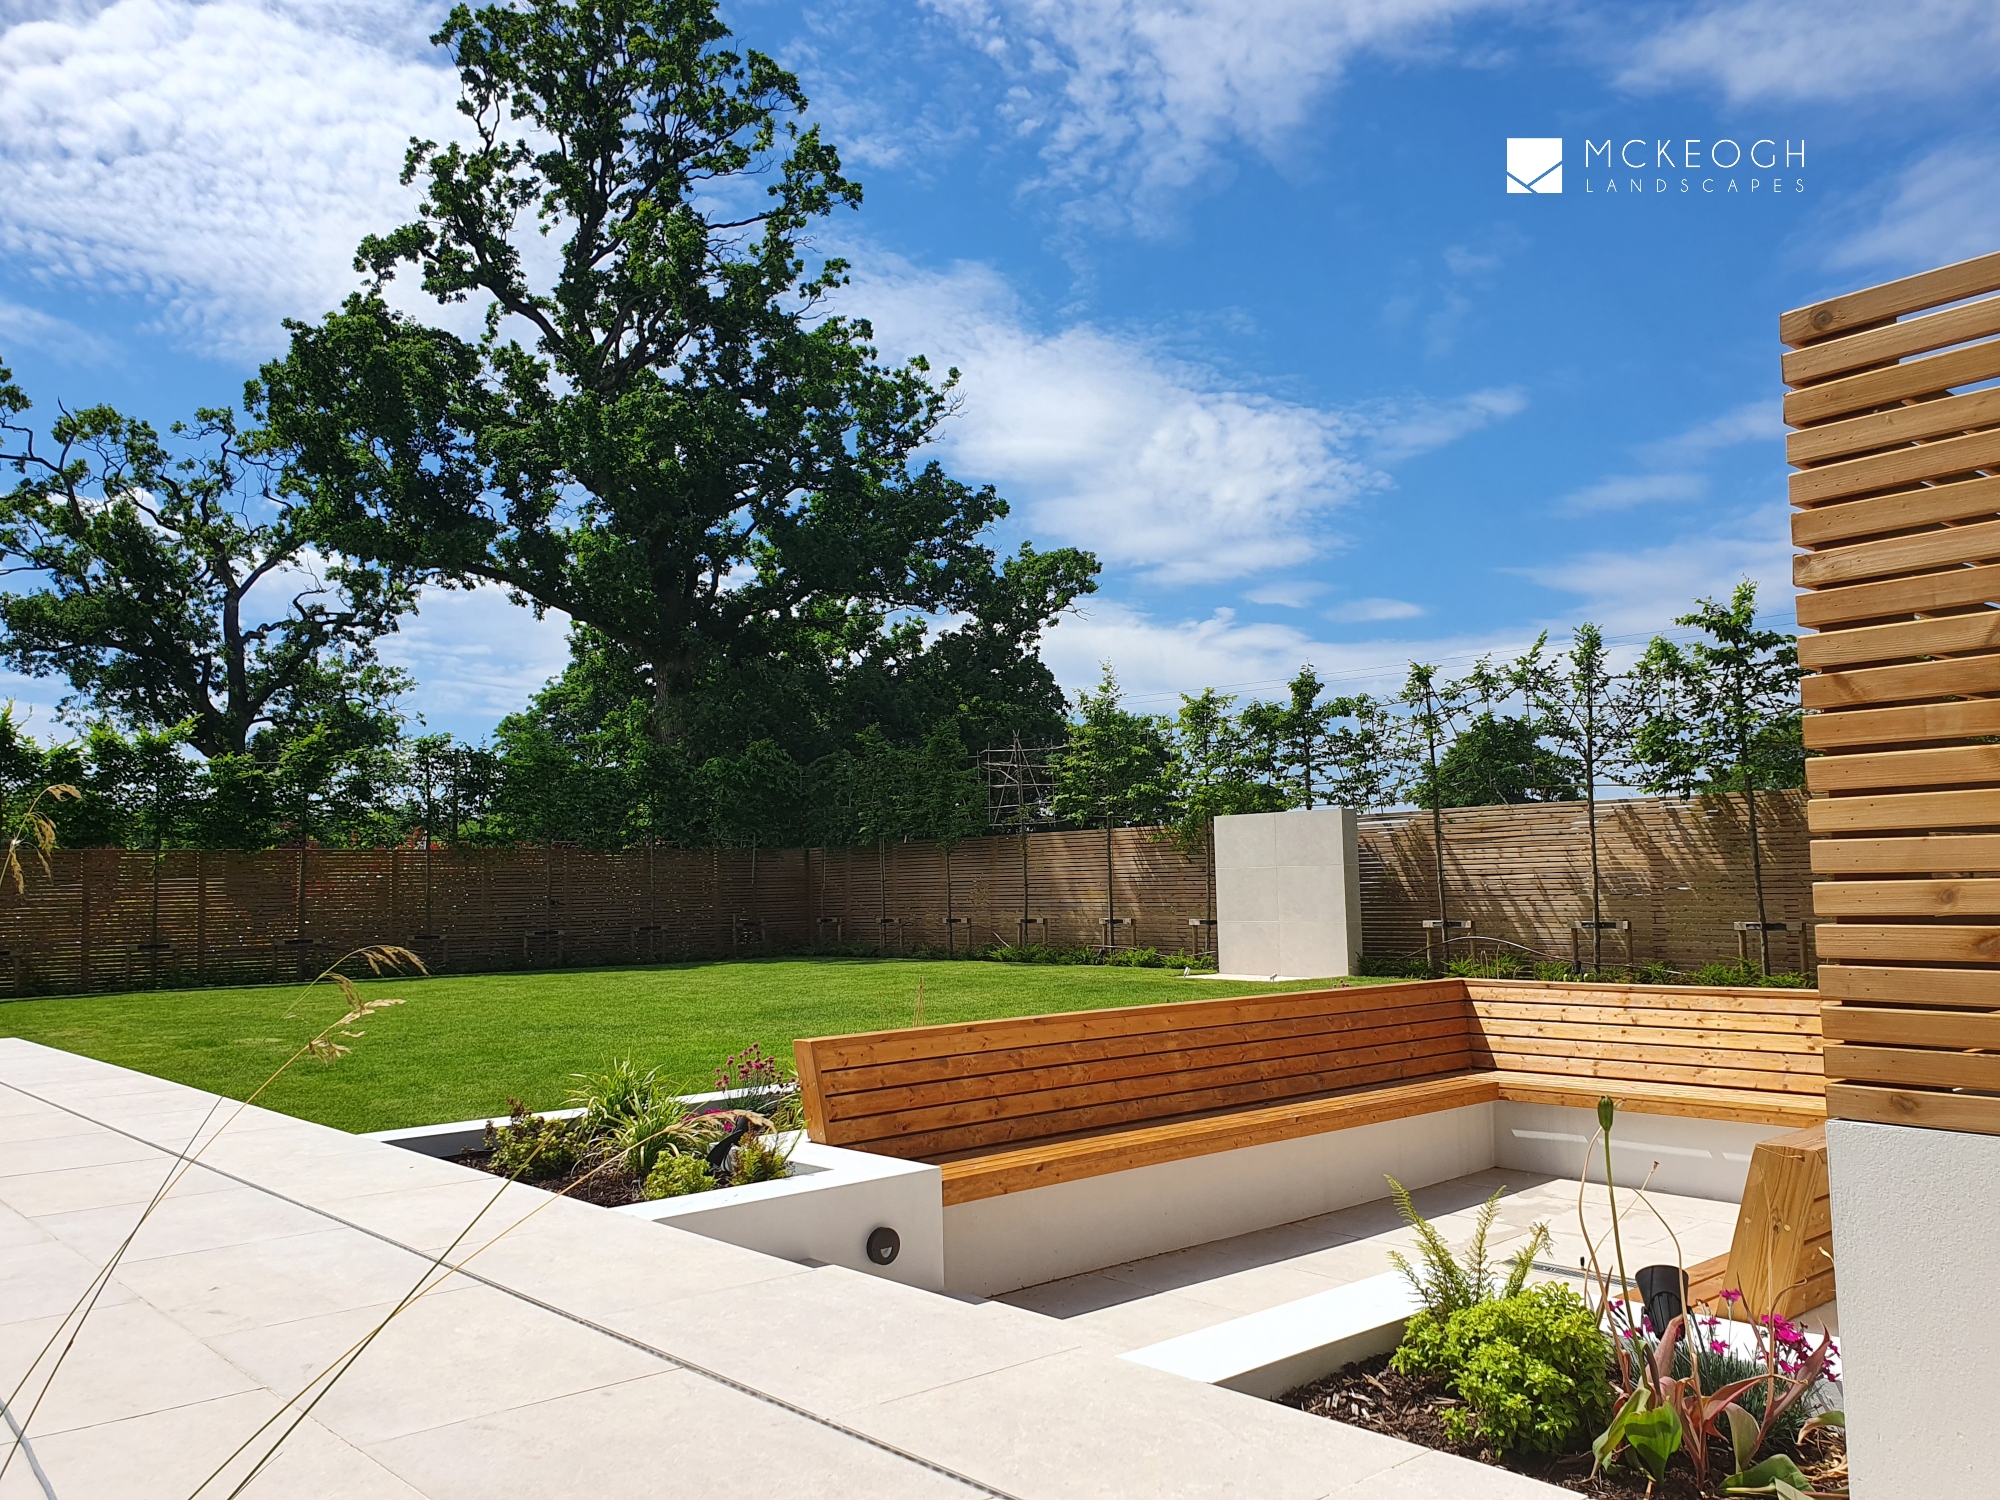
[254,0,1097,762]
[0,366,412,759]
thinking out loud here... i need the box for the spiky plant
[1385,1175,1552,1319]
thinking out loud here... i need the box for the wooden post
[195,849,207,983]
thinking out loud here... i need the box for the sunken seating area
[795,978,1826,1205]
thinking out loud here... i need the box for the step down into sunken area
[794,978,1825,1296]
[0,1040,1585,1499]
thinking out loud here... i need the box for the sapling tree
[1626,583,1804,973]
[1521,625,1644,968]
[1162,689,1285,945]
[1279,665,1334,808]
[1323,693,1399,812]
[1394,663,1478,973]
[1053,667,1174,947]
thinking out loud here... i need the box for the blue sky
[3,0,1998,741]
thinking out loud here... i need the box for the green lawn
[0,959,1389,1134]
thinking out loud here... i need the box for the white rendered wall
[1828,1119,2000,1494]
[942,1102,1496,1296]
[1214,806,1362,978]
[1493,1102,1788,1203]
[618,1138,945,1291]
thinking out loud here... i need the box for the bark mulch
[1281,1354,1707,1498]
[451,1148,648,1207]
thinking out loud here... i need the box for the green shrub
[644,1152,718,1198]
[1392,1283,1612,1454]
[729,1134,791,1184]
[484,1102,583,1181]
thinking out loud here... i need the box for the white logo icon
[1507,138,1562,194]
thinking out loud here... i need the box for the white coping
[0,1038,1569,1498]
[1121,1271,1420,1398]
[371,1109,945,1290]
[1828,1117,1995,1495]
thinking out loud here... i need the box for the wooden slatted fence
[0,795,1818,996]
[1786,248,2000,1138]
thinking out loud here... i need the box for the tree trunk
[1428,716,1447,977]
[1747,786,1770,974]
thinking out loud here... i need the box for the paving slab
[0,1039,1562,1499]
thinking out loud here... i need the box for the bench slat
[820,999,1470,1094]
[855,1049,1476,1160]
[800,980,1466,1071]
[822,1012,1470,1120]
[936,1073,1503,1204]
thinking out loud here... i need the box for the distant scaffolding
[980,737,1059,832]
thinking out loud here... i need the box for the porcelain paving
[1000,1169,1741,1355]
[0,1039,1564,1498]
[0,1297,263,1438]
[366,1370,980,1500]
[855,1345,1432,1500]
[614,1263,1089,1416]
[207,1282,659,1447]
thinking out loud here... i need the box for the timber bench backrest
[795,978,1827,1163]
[793,979,1474,1160]
[1466,980,1827,1102]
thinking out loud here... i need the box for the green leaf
[1724,1401,1760,1472]
[1623,1401,1682,1480]
[1723,1452,1813,1494]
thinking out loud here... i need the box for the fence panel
[0,795,1814,996]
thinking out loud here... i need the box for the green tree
[1279,666,1334,808]
[255,0,1096,751]
[1395,663,1477,974]
[1521,625,1642,968]
[1055,667,1174,949]
[1627,582,1804,972]
[0,365,413,758]
[1323,693,1398,812]
[1163,689,1286,944]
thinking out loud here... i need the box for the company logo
[1506,138,1562,194]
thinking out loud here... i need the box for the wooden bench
[1682,1123,1836,1318]
[795,978,1826,1208]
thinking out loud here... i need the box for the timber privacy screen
[1789,248,2000,1139]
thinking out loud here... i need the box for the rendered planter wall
[367,1108,945,1291]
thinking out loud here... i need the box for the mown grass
[0,958,1392,1134]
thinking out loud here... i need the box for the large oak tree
[256,0,1096,749]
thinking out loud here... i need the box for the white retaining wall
[1828,1119,2000,1494]
[941,1100,1782,1297]
[943,1103,1496,1297]
[376,1098,1778,1304]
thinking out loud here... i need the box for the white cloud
[377,583,574,739]
[927,0,1507,228]
[0,0,461,358]
[1243,580,1328,608]
[1512,511,1793,641]
[0,298,117,364]
[1041,598,1536,709]
[851,255,1523,586]
[1637,400,1780,462]
[1360,387,1528,466]
[1557,472,1707,515]
[1825,139,2000,275]
[1326,597,1425,623]
[1618,0,2000,102]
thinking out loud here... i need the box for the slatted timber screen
[797,979,1477,1160]
[1786,247,2000,1137]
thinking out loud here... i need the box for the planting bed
[451,1145,649,1206]
[1283,1354,1844,1498]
